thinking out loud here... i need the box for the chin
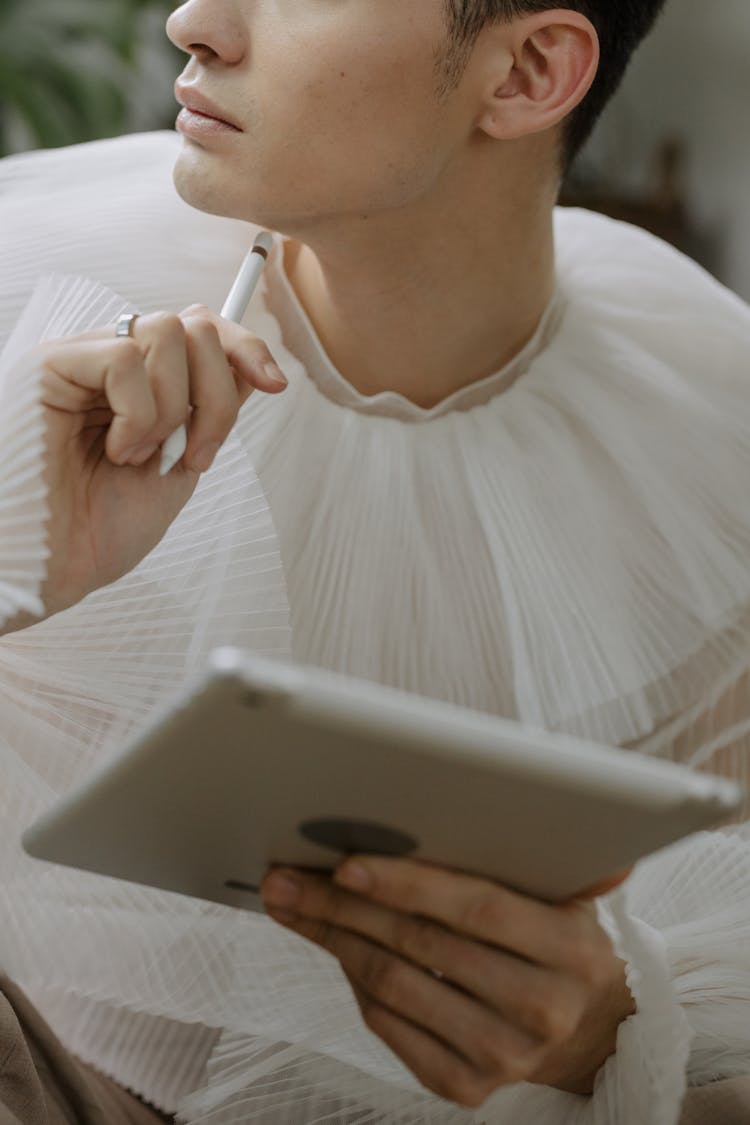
[172,152,237,219]
[172,149,282,230]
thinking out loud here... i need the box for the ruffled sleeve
[0,140,293,1097]
[0,267,143,630]
[475,675,750,1125]
[0,346,48,628]
[584,667,750,1125]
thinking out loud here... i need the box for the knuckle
[148,311,185,343]
[528,990,557,1039]
[477,1041,506,1080]
[522,1000,547,1040]
[463,891,502,936]
[480,1043,528,1087]
[390,914,432,961]
[186,315,220,344]
[499,1053,530,1087]
[360,954,403,1008]
[542,1003,578,1044]
[435,1065,489,1109]
[526,982,579,1043]
[572,933,612,983]
[248,340,275,365]
[111,339,142,369]
[523,983,562,1040]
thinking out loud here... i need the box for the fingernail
[335,862,371,892]
[263,873,301,908]
[192,442,221,473]
[263,362,288,387]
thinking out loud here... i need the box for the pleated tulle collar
[241,211,750,748]
[262,233,565,422]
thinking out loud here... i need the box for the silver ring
[116,313,139,339]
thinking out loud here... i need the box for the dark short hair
[441,0,668,169]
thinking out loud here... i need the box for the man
[1,1,749,1122]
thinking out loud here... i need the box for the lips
[174,83,242,130]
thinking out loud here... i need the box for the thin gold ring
[115,312,140,339]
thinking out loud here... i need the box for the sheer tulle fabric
[1,132,749,1125]
[0,275,292,1060]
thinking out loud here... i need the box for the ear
[475,10,599,142]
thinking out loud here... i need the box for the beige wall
[579,0,750,301]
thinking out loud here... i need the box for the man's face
[167,0,473,233]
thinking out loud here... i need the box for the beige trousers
[2,974,750,1124]
[0,977,171,1125]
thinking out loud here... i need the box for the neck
[281,162,557,409]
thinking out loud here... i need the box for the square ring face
[116,313,139,338]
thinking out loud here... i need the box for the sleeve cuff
[474,884,692,1125]
[590,888,692,1125]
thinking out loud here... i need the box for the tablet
[23,648,744,909]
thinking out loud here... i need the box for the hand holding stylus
[2,233,286,635]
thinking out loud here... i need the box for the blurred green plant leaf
[0,0,181,154]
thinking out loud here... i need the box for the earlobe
[477,12,599,143]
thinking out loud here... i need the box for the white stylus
[159,230,275,477]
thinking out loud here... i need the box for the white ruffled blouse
[1,131,750,1125]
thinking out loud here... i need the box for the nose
[166,0,246,66]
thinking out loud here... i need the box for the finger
[275,913,538,1094]
[38,337,158,463]
[179,313,241,473]
[131,312,191,449]
[348,984,494,1110]
[262,869,581,1043]
[180,304,288,398]
[332,857,576,967]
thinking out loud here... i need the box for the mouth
[174,82,242,131]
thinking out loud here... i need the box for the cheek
[259,57,448,214]
[174,30,453,226]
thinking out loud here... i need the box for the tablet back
[23,649,744,909]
